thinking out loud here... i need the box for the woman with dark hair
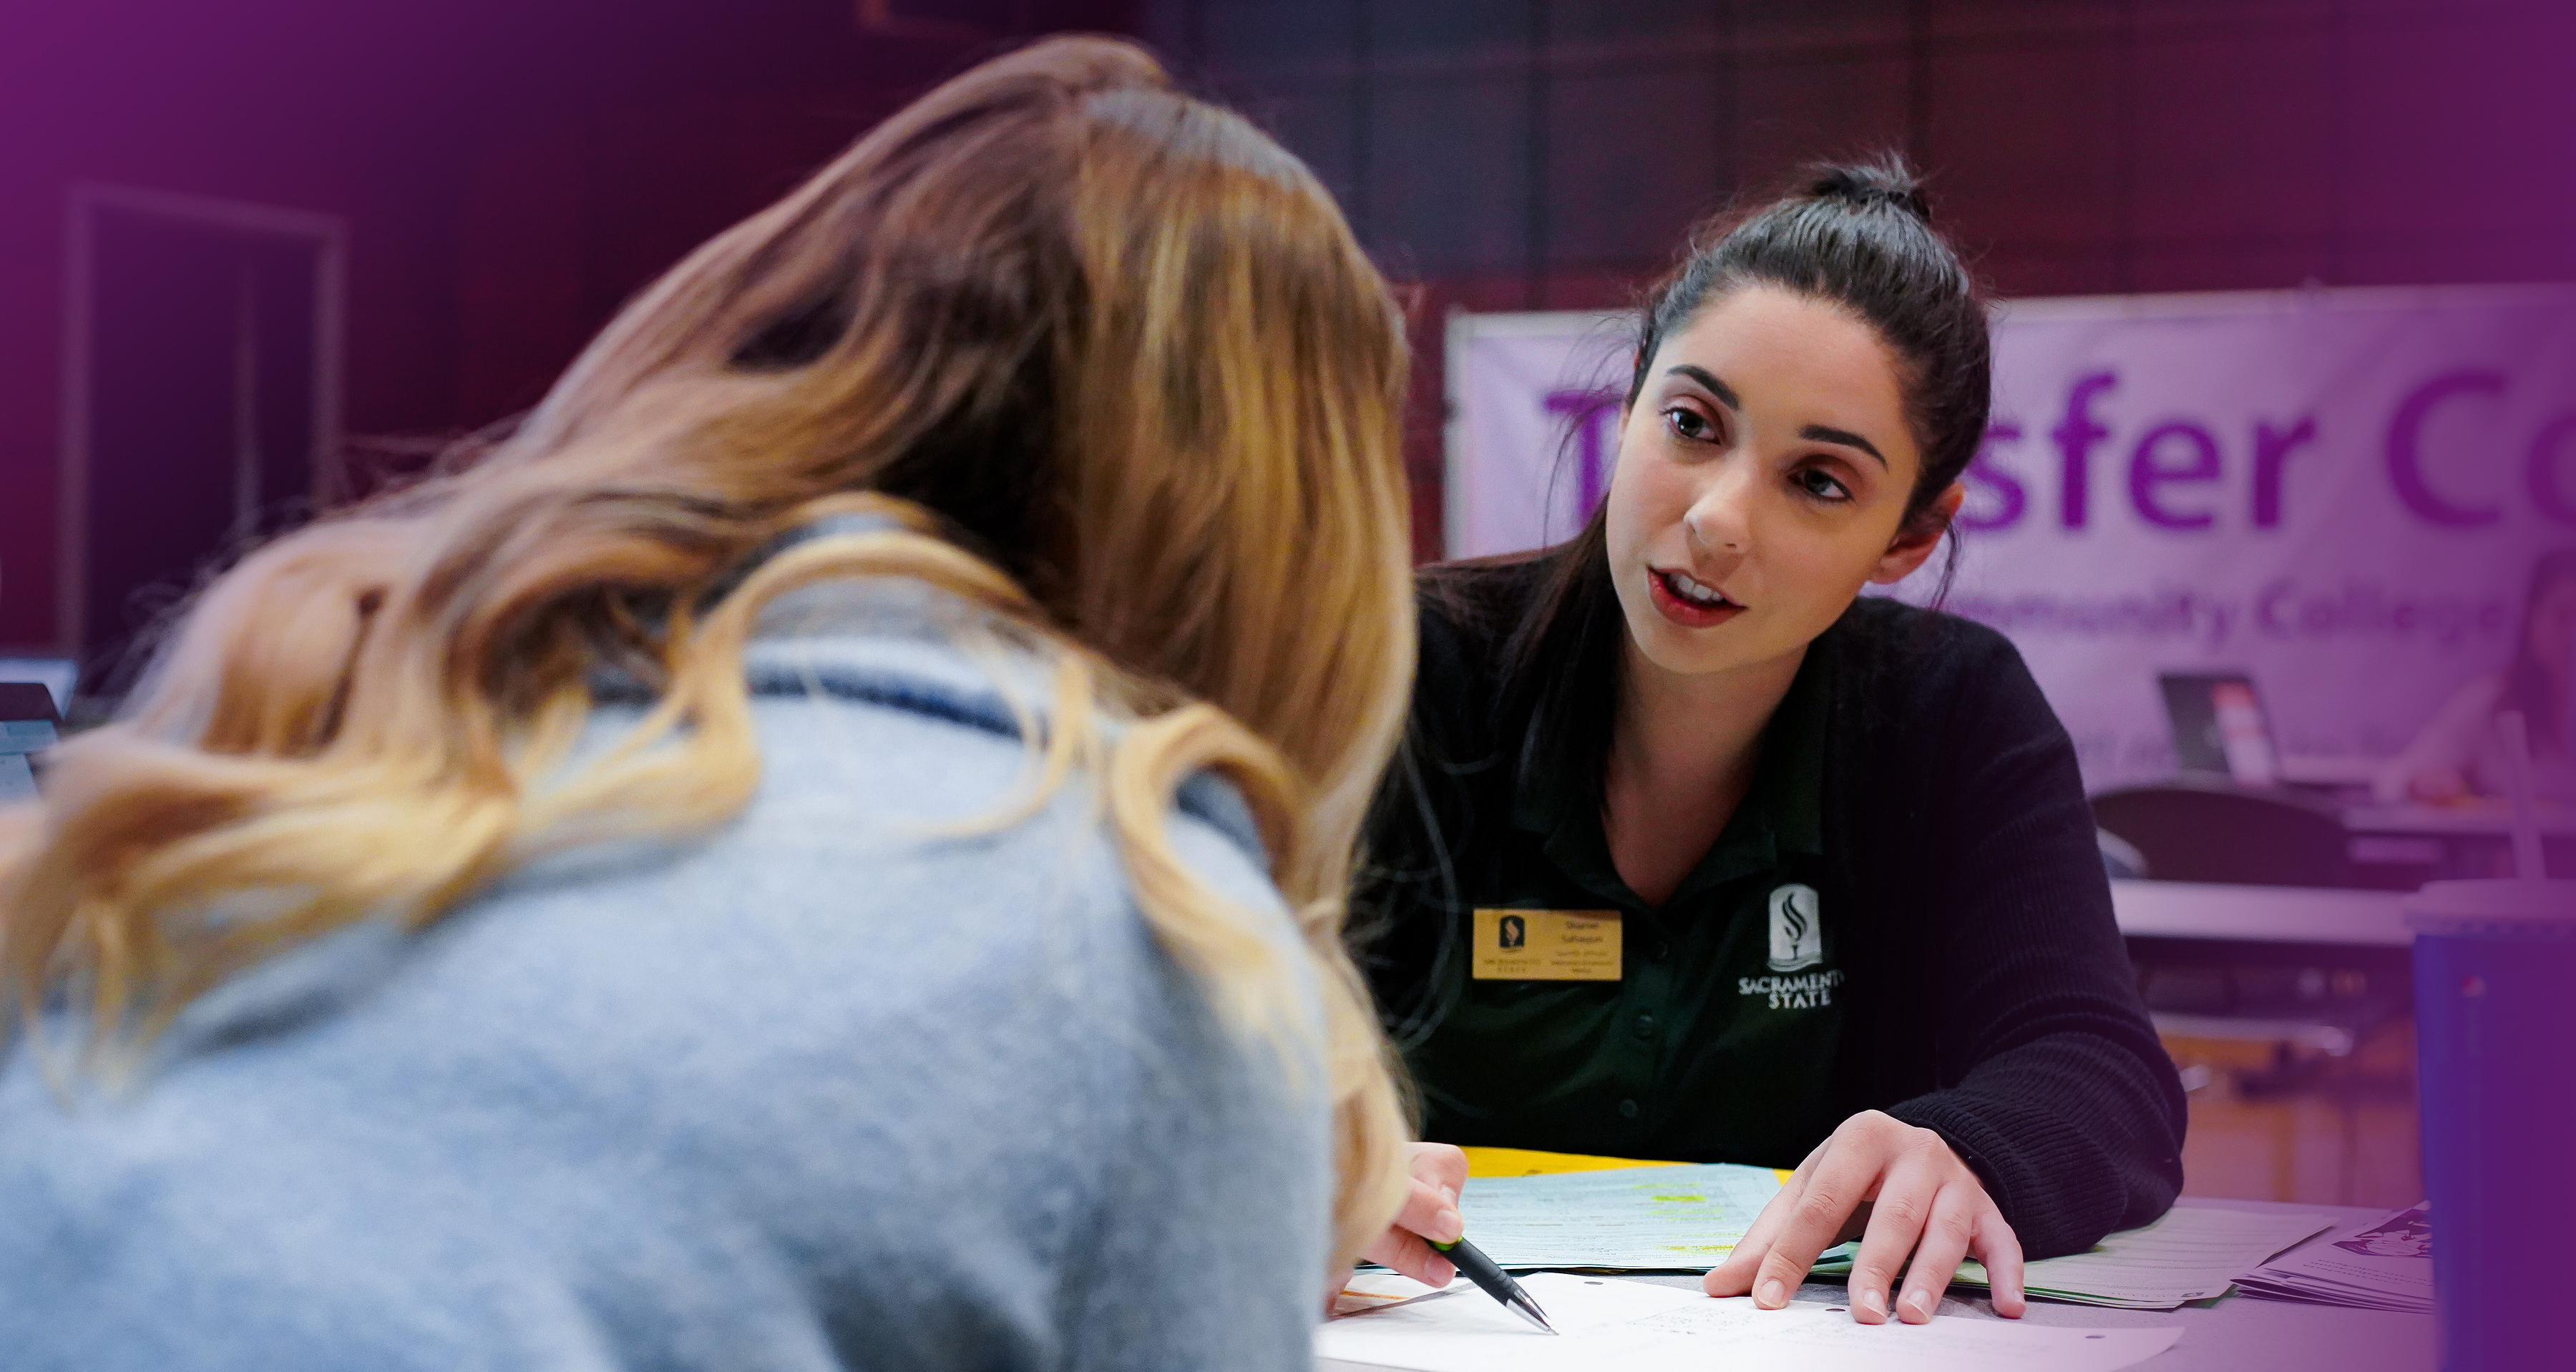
[1355,160,2185,1328]
[2376,547,2576,805]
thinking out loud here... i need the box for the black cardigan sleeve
[1873,624,2188,1259]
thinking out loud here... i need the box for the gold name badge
[1472,908,1623,981]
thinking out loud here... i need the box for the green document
[1452,1163,1785,1270]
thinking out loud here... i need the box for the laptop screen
[2159,672,2280,787]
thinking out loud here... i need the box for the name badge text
[1471,908,1623,981]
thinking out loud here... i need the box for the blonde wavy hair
[0,36,1414,1272]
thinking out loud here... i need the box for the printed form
[1451,1162,1784,1268]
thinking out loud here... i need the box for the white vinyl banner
[1445,287,2576,790]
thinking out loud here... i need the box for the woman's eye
[1795,467,1851,501]
[1662,407,1717,443]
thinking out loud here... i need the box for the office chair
[2089,777,2355,888]
[2097,778,2408,1204]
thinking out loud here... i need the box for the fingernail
[1433,1208,1464,1243]
[1431,1258,1455,1285]
[1757,1279,1785,1308]
[1856,1288,1886,1319]
[1900,1290,1932,1320]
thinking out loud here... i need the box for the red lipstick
[1646,567,1744,629]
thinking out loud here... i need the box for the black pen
[1430,1235,1556,1334]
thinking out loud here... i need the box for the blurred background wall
[4,1,2569,655]
[0,1,1133,659]
[1146,0,2576,559]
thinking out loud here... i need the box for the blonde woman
[0,38,1413,1369]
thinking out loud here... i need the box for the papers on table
[1334,1272,1463,1318]
[1447,1159,2332,1311]
[1448,1162,1785,1269]
[2234,1204,2433,1313]
[1813,1205,2337,1309]
[1317,1272,2184,1372]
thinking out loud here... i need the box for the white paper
[1450,1162,1784,1269]
[1317,1273,2184,1372]
[1968,1207,2338,1308]
[1813,1204,2338,1308]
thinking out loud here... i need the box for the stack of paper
[1334,1272,1456,1318]
[1810,1205,2336,1309]
[1319,1272,2183,1372]
[2233,1205,2433,1312]
[1448,1162,1785,1268]
[1430,1154,2346,1314]
[1444,1162,2334,1311]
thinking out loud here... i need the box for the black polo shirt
[1355,552,2190,1260]
[1397,644,1843,1163]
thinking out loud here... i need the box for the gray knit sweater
[0,585,1331,1369]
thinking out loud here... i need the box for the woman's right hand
[2408,764,2468,803]
[1360,1142,1470,1285]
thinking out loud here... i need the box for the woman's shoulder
[1414,553,1551,660]
[1818,596,2053,738]
[1391,555,1553,757]
[735,625,1283,930]
[714,635,1305,1087]
[732,583,1275,863]
[1827,592,2026,672]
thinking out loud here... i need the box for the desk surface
[1322,1198,2424,1372]
[2343,800,2576,837]
[2112,879,2411,947]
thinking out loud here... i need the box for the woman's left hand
[1358,1142,1470,1287]
[1702,1109,2026,1323]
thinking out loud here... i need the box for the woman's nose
[1683,469,1754,557]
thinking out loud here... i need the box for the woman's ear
[1867,481,1964,585]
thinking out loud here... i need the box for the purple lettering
[2258,579,2296,635]
[2128,421,2222,530]
[1546,388,1624,519]
[2052,373,2117,529]
[2252,416,2315,529]
[1957,421,2027,531]
[2386,371,2506,527]
[2528,413,2576,526]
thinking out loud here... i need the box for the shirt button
[1618,1098,1641,1119]
[1631,1014,1657,1040]
[1650,942,1672,963]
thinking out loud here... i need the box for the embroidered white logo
[1738,970,1843,1010]
[1766,883,1824,973]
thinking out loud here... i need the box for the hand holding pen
[1430,1235,1555,1333]
[1359,1141,1555,1334]
[1360,1142,1473,1285]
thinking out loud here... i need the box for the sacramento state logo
[1766,883,1823,972]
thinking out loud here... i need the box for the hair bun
[1806,157,1933,225]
